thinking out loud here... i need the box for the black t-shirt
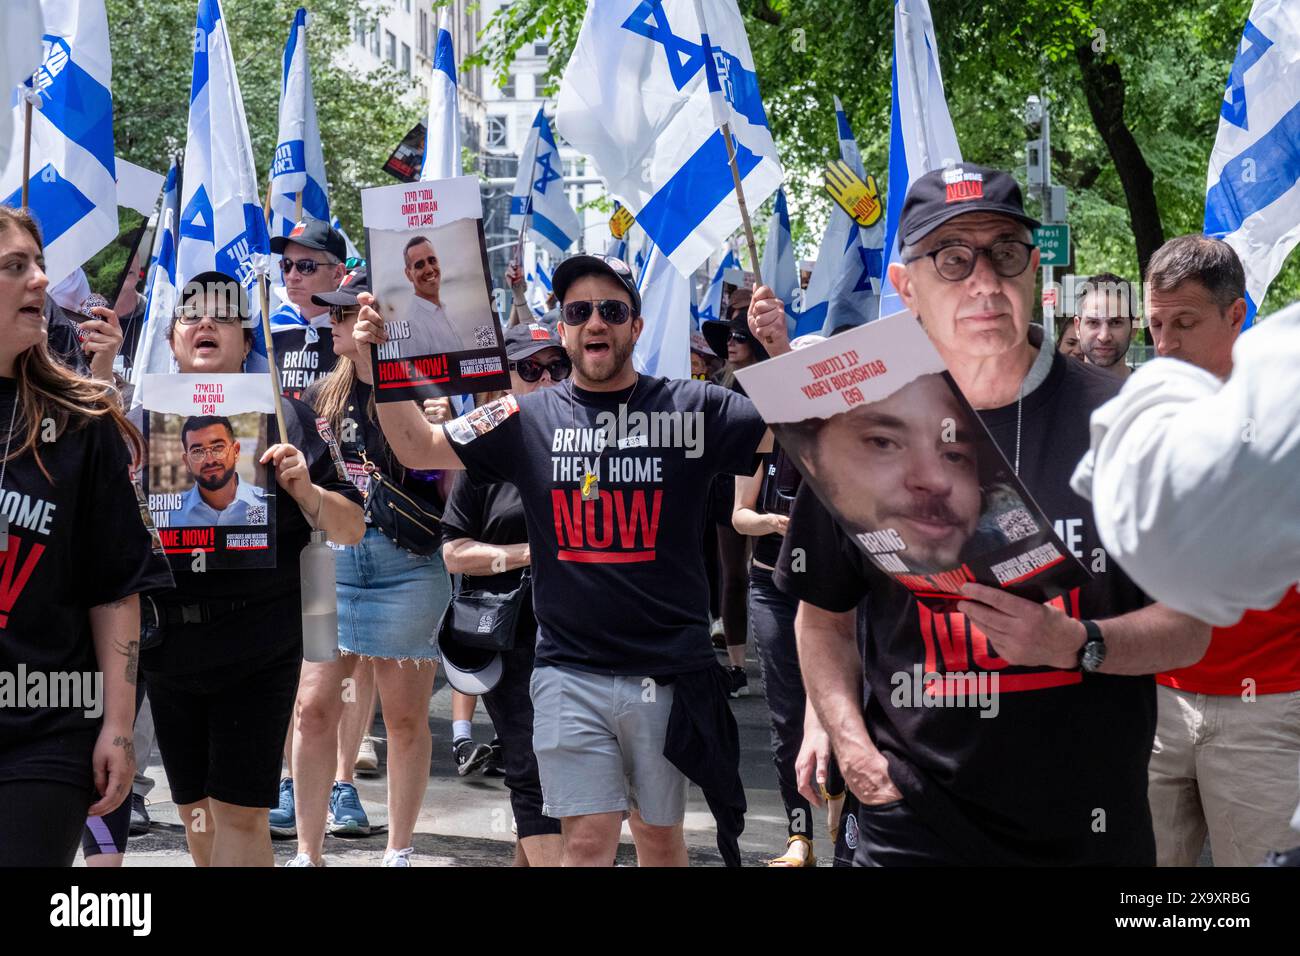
[440,474,536,642]
[0,378,174,787]
[445,374,767,676]
[302,378,445,518]
[750,444,802,568]
[141,394,362,676]
[274,325,338,400]
[775,350,1155,865]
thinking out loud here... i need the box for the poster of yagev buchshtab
[361,175,511,400]
[735,312,1090,609]
[141,374,277,571]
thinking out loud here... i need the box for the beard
[571,335,635,383]
[195,465,236,492]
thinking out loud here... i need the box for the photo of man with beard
[778,372,984,575]
[170,415,269,526]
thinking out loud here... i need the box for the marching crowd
[0,159,1298,868]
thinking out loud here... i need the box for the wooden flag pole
[20,71,38,208]
[720,121,776,348]
[257,271,290,448]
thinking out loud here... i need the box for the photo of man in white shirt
[380,236,465,359]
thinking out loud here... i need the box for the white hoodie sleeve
[1070,302,1300,627]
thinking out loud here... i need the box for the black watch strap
[1078,618,1105,672]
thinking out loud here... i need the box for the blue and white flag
[696,248,739,325]
[420,12,461,180]
[526,251,553,318]
[178,0,272,369]
[556,0,782,276]
[509,107,580,259]
[798,97,884,336]
[0,0,44,177]
[331,215,359,259]
[634,240,691,379]
[0,0,117,286]
[268,7,330,242]
[1204,0,1300,327]
[129,158,181,406]
[760,187,798,324]
[878,0,962,318]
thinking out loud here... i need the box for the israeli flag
[797,98,885,336]
[129,158,181,406]
[509,108,580,259]
[420,13,461,180]
[178,0,272,370]
[1204,0,1300,328]
[0,0,117,286]
[634,240,691,379]
[556,0,783,276]
[878,0,962,319]
[268,8,330,242]
[0,0,44,177]
[760,187,798,325]
[526,252,552,318]
[696,248,739,325]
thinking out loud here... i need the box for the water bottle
[301,529,339,662]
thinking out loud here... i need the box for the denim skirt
[336,527,451,662]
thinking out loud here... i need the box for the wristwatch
[1077,619,1106,672]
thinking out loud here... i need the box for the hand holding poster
[736,313,1089,607]
[141,373,278,570]
[361,175,510,400]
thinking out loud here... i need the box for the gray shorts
[529,665,688,827]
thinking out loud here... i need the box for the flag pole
[20,71,38,207]
[514,126,543,267]
[257,271,290,445]
[721,122,763,290]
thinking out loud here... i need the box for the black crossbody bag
[358,447,443,555]
[436,569,532,652]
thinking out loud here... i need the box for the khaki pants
[1149,683,1300,866]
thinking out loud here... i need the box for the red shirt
[1158,586,1300,695]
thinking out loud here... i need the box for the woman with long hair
[290,267,452,867]
[0,205,172,866]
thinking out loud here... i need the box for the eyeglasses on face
[185,443,231,463]
[904,239,1035,281]
[329,306,361,323]
[176,309,241,326]
[510,355,572,383]
[728,330,753,344]
[562,299,633,326]
[281,257,331,276]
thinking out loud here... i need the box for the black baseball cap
[271,215,347,262]
[899,163,1040,247]
[503,322,563,360]
[551,253,642,315]
[310,265,370,308]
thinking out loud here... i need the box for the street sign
[1034,223,1071,267]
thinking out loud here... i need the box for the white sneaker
[381,847,414,867]
[286,853,323,867]
[356,736,381,777]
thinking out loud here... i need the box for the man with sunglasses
[270,217,348,398]
[355,253,788,866]
[775,163,1210,866]
[170,416,268,528]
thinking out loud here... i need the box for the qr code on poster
[247,505,267,526]
[996,507,1038,543]
[473,325,496,348]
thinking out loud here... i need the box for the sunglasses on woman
[510,355,572,383]
[562,299,633,326]
[328,306,361,323]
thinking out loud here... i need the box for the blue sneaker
[327,782,371,836]
[269,777,296,838]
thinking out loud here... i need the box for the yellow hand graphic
[824,160,882,227]
[609,207,635,240]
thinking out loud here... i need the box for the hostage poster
[735,312,1089,608]
[361,175,510,400]
[141,374,278,570]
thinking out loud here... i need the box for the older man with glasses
[270,217,349,398]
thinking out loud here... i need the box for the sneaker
[286,852,323,867]
[269,777,296,838]
[482,738,505,777]
[381,847,414,867]
[355,736,381,777]
[453,738,492,777]
[727,666,749,699]
[128,793,151,835]
[327,782,372,836]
